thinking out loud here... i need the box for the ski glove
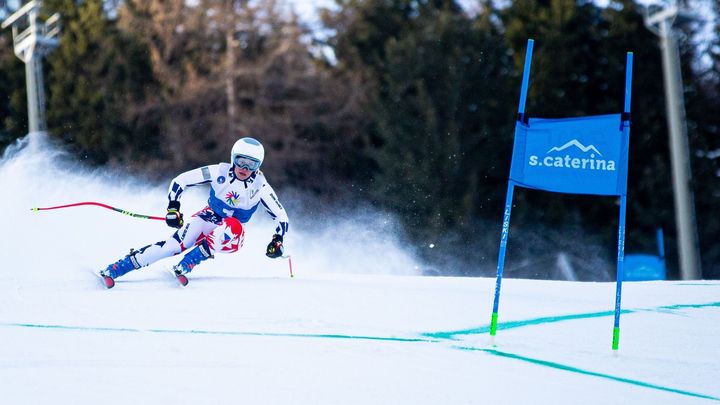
[165,200,184,229]
[266,234,284,259]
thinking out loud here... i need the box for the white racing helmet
[230,137,264,171]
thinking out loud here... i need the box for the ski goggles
[232,154,261,171]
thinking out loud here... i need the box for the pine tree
[325,0,516,269]
[45,0,156,164]
[0,28,27,149]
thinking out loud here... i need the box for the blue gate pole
[612,194,627,351]
[490,182,516,338]
[612,52,633,351]
[624,53,633,112]
[490,39,534,339]
[517,39,534,123]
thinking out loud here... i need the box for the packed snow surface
[1,134,718,404]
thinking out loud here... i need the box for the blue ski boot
[172,240,213,286]
[99,249,141,288]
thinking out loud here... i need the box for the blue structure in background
[624,228,666,281]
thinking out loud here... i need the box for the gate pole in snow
[489,44,633,352]
[489,39,534,339]
[612,52,633,351]
[490,182,515,338]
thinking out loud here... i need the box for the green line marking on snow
[422,301,720,340]
[676,283,720,286]
[0,322,437,343]
[457,346,720,402]
[422,310,629,340]
[3,302,719,401]
[3,303,718,344]
[658,302,720,311]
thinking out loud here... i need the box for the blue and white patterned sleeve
[167,165,216,203]
[258,182,289,236]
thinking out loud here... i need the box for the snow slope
[1,134,718,404]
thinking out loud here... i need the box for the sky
[0,132,719,404]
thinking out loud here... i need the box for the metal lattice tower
[644,0,702,280]
[2,1,60,133]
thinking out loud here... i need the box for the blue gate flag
[489,39,634,352]
[509,114,629,196]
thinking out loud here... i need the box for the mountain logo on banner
[528,138,616,172]
[547,139,602,156]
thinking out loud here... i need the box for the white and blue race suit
[168,162,289,231]
[128,163,289,268]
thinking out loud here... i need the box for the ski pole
[280,254,294,277]
[31,201,164,221]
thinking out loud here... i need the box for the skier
[99,137,289,288]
